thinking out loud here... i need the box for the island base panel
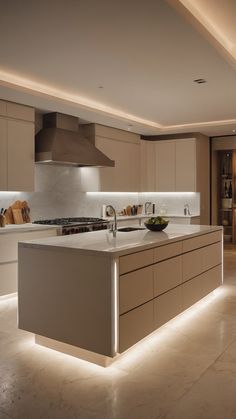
[35,335,116,368]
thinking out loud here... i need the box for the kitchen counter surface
[0,223,60,234]
[106,213,200,221]
[19,224,222,257]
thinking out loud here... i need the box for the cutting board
[12,208,24,224]
[5,200,31,224]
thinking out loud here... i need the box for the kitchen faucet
[145,201,152,215]
[106,205,117,237]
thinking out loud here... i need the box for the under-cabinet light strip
[86,192,197,196]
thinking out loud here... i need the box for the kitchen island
[18,224,223,366]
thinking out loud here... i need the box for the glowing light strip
[112,260,119,355]
[0,70,162,129]
[177,0,235,57]
[0,292,17,302]
[1,70,236,130]
[86,192,197,196]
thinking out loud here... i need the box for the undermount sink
[118,227,146,232]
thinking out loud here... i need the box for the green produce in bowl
[146,216,169,225]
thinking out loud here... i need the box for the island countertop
[19,224,222,257]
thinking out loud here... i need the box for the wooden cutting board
[12,208,24,224]
[5,200,31,224]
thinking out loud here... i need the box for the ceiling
[0,0,236,137]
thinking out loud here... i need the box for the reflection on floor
[1,247,236,419]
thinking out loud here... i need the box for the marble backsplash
[0,165,200,220]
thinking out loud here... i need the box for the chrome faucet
[106,205,117,237]
[145,201,152,215]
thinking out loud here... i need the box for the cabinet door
[140,140,156,191]
[0,118,7,190]
[7,120,35,191]
[176,139,196,192]
[155,141,175,191]
[96,137,140,192]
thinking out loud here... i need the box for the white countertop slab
[105,213,200,221]
[0,223,60,234]
[19,224,222,257]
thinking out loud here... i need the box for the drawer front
[119,265,153,315]
[0,262,17,295]
[182,276,203,310]
[154,286,182,328]
[119,249,153,275]
[154,255,182,297]
[182,230,222,253]
[0,229,57,263]
[201,265,222,297]
[182,248,202,282]
[201,242,222,272]
[154,241,182,263]
[119,301,154,352]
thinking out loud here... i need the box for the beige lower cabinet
[118,234,222,354]
[119,301,154,352]
[154,255,182,296]
[202,265,222,296]
[0,228,58,296]
[119,265,153,315]
[182,275,204,310]
[154,286,182,328]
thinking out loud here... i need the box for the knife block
[0,214,6,227]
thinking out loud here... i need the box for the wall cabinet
[0,100,35,191]
[141,138,197,192]
[80,124,140,192]
[141,135,209,223]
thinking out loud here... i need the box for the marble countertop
[19,224,222,257]
[0,223,60,234]
[107,213,200,221]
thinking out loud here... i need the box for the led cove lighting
[1,70,236,130]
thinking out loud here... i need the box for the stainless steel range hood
[35,113,115,167]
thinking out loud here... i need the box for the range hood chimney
[35,113,115,167]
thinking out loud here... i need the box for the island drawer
[119,300,154,352]
[154,255,182,297]
[201,242,222,272]
[119,265,153,315]
[182,275,204,310]
[183,242,222,282]
[0,262,17,296]
[201,264,222,297]
[119,249,154,275]
[182,230,222,253]
[154,242,182,263]
[154,286,182,328]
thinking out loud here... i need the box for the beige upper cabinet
[175,139,196,192]
[81,124,141,192]
[155,140,176,192]
[140,140,155,192]
[0,101,35,192]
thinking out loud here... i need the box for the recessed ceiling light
[98,86,104,89]
[233,129,236,133]
[193,78,207,84]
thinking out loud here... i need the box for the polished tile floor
[1,248,236,419]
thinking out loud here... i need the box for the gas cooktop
[33,217,107,226]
